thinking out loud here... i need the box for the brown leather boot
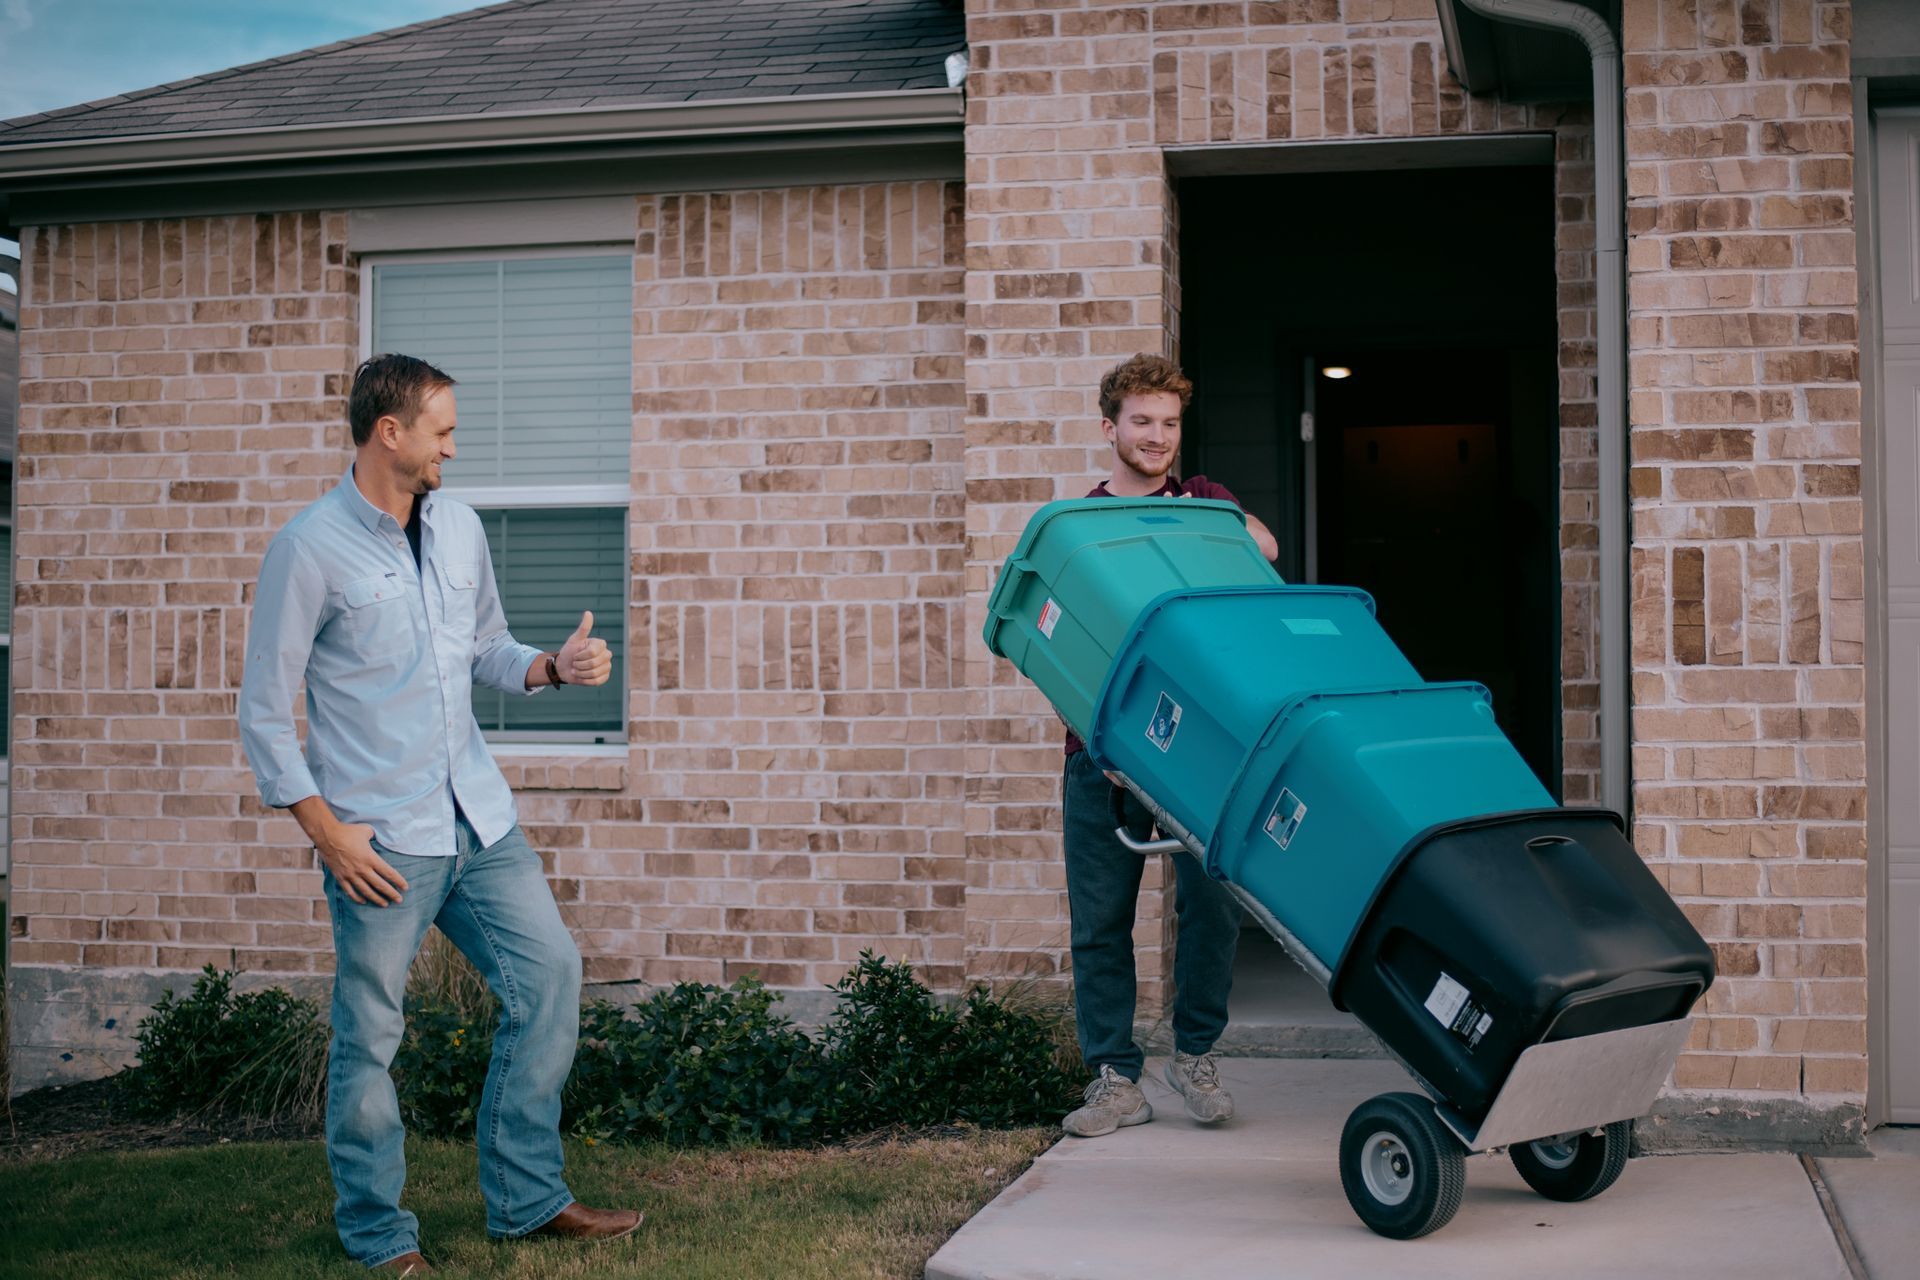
[372,1252,434,1275]
[528,1202,644,1241]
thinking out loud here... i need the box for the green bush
[126,955,1078,1145]
[565,978,824,1147]
[817,952,967,1131]
[121,966,328,1124]
[392,995,500,1138]
[818,952,1080,1134]
[945,987,1083,1127]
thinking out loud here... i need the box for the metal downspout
[1455,0,1629,820]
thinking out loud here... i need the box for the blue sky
[0,0,485,279]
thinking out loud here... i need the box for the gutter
[0,87,966,183]
[1446,0,1630,820]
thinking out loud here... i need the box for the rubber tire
[1338,1092,1468,1240]
[1510,1119,1633,1202]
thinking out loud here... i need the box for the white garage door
[1877,107,1920,1123]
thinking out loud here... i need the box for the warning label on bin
[1037,598,1061,639]
[1145,693,1182,753]
[1425,972,1494,1050]
[1282,617,1341,636]
[1262,788,1307,850]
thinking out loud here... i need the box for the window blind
[370,256,632,488]
[471,507,626,737]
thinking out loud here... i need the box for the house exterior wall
[614,183,969,993]
[5,214,358,1081]
[5,186,969,1083]
[960,0,1601,1015]
[1,0,1875,1137]
[1621,0,1867,1132]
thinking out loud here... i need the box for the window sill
[490,743,628,791]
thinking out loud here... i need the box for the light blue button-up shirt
[239,466,546,857]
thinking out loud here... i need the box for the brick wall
[1623,0,1866,1113]
[610,181,968,993]
[6,185,968,1083]
[9,214,356,986]
[962,0,1601,1006]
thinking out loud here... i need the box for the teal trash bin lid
[982,497,1277,737]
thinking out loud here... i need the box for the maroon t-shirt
[1064,474,1245,758]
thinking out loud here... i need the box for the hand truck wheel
[1510,1119,1633,1202]
[1338,1091,1467,1239]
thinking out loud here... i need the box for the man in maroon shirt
[1061,354,1279,1138]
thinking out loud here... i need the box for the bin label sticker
[1425,973,1469,1025]
[1283,617,1341,636]
[1037,598,1061,639]
[1426,973,1494,1050]
[1145,693,1182,752]
[1262,788,1308,850]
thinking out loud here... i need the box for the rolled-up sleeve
[239,534,325,807]
[469,533,544,697]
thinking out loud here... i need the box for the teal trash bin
[1084,584,1422,847]
[982,497,1280,739]
[985,516,1715,1240]
[1206,682,1555,971]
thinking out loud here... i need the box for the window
[366,251,631,744]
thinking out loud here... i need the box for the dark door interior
[1310,347,1558,784]
[1179,165,1561,792]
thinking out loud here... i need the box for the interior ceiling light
[1321,366,1353,380]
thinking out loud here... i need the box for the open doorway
[1176,161,1563,1049]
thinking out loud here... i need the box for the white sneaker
[1163,1051,1234,1124]
[1062,1065,1154,1137]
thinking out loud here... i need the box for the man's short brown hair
[349,353,457,446]
[1098,353,1193,423]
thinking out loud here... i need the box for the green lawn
[0,1130,1054,1279]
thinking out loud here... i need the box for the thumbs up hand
[554,609,613,687]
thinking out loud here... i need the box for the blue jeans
[323,818,582,1267]
[1063,749,1242,1081]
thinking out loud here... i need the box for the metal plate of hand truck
[1434,1016,1693,1153]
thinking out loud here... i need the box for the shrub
[392,995,499,1138]
[565,978,824,1147]
[817,953,966,1132]
[121,966,328,1125]
[944,987,1083,1127]
[123,955,1079,1146]
[818,952,1080,1134]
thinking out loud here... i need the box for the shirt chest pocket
[437,561,479,638]
[341,573,414,654]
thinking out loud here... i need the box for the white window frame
[359,244,633,755]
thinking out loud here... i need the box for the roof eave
[0,87,965,182]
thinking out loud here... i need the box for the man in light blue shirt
[239,354,636,1273]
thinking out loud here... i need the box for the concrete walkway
[930,1058,1916,1280]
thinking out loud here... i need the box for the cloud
[3,0,33,32]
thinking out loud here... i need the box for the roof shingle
[0,0,964,147]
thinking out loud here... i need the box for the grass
[0,1128,1054,1279]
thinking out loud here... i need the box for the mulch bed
[0,1075,321,1162]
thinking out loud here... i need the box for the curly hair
[1098,353,1193,423]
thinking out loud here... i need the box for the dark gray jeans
[1063,748,1242,1082]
